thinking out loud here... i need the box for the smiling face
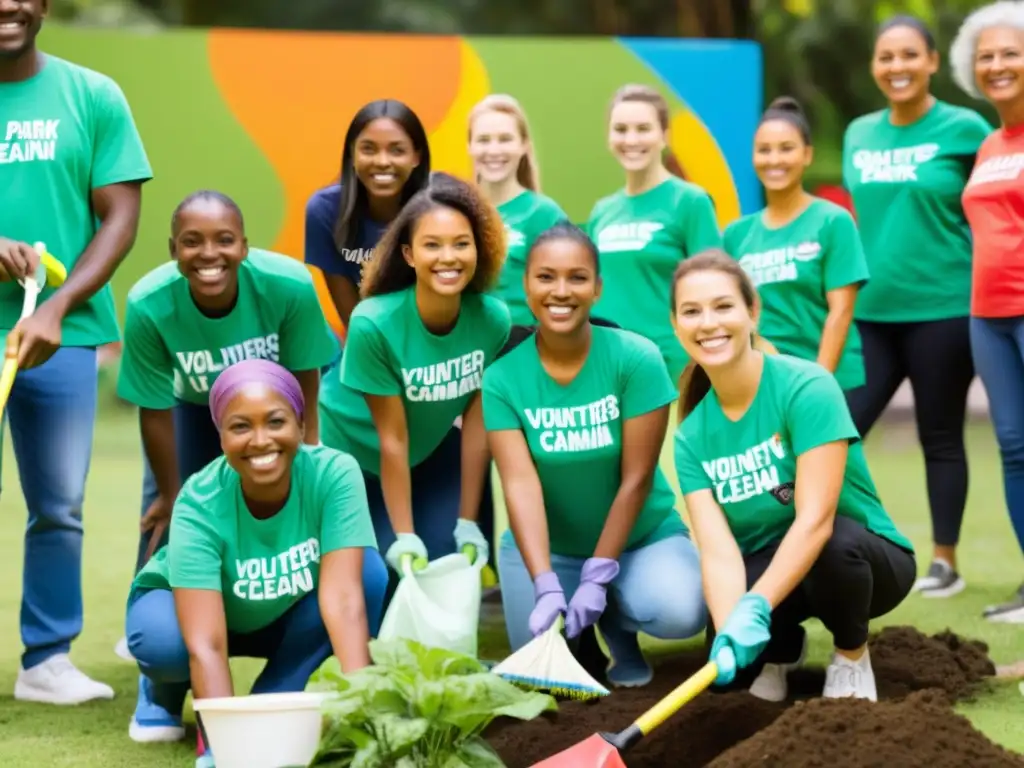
[974,26,1024,106]
[0,0,45,60]
[753,119,812,193]
[871,25,938,105]
[352,117,421,200]
[171,197,248,305]
[402,206,478,297]
[219,384,303,493]
[672,268,758,371]
[469,109,526,186]
[608,100,667,173]
[525,237,601,335]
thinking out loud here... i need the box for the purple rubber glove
[529,571,568,637]
[565,557,620,639]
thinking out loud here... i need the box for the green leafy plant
[307,638,558,767]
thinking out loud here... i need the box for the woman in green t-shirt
[586,84,722,383]
[483,224,706,687]
[670,250,916,704]
[467,94,569,325]
[724,97,869,391]
[319,172,511,596]
[842,15,992,596]
[125,359,386,765]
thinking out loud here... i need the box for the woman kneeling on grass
[125,359,387,767]
[671,250,916,702]
[482,224,707,688]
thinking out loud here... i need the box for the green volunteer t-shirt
[482,325,686,557]
[130,445,378,634]
[494,190,568,325]
[0,55,152,347]
[674,354,913,556]
[320,287,512,475]
[724,198,869,390]
[587,177,722,381]
[116,249,339,408]
[842,100,992,322]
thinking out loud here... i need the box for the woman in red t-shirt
[953,1,1024,624]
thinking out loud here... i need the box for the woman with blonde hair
[468,94,568,324]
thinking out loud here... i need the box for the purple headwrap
[208,359,305,427]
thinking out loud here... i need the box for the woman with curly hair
[318,172,511,599]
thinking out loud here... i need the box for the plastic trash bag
[378,551,485,658]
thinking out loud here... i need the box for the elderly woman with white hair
[954,0,1024,624]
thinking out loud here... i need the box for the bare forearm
[295,370,320,444]
[140,409,180,500]
[817,310,853,373]
[505,479,552,578]
[49,210,139,317]
[751,517,833,609]
[593,477,652,560]
[379,445,414,534]
[188,648,233,700]
[702,550,747,630]
[321,594,371,673]
[458,420,490,523]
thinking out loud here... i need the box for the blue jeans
[0,347,97,669]
[364,425,495,603]
[497,529,707,653]
[970,316,1024,555]
[136,401,222,573]
[125,548,388,715]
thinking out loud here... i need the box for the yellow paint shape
[670,111,741,227]
[426,39,492,179]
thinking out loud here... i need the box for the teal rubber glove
[453,519,489,565]
[710,592,772,685]
[384,533,428,574]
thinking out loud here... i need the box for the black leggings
[707,516,917,691]
[845,317,974,547]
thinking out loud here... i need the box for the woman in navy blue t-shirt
[305,99,432,328]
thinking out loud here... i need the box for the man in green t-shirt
[0,0,152,706]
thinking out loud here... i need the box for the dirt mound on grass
[485,626,1007,768]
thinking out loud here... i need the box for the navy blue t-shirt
[304,184,390,288]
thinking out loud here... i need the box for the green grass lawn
[1,404,1023,767]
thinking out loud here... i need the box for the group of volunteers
[3,1,1024,766]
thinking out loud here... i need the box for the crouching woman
[125,359,388,761]
[483,224,707,688]
[671,250,916,702]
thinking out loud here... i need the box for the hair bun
[767,96,804,116]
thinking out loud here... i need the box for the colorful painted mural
[42,26,763,332]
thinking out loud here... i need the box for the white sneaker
[914,559,966,598]
[749,634,808,702]
[115,636,135,662]
[823,648,877,702]
[14,654,115,705]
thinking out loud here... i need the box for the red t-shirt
[963,125,1024,317]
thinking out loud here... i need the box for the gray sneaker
[983,582,1024,624]
[913,560,966,598]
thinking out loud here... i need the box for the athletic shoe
[129,675,185,743]
[983,582,1024,624]
[114,636,135,662]
[913,559,966,598]
[822,648,877,701]
[749,633,808,702]
[14,654,115,705]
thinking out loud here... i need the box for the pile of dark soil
[485,626,1012,768]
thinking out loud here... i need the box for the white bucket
[193,691,333,768]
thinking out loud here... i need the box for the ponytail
[677,335,779,423]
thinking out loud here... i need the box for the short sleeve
[482,367,522,432]
[823,211,870,292]
[536,198,569,233]
[167,497,223,591]
[278,271,340,372]
[621,336,676,419]
[318,453,378,553]
[339,313,401,396]
[683,191,723,255]
[674,430,713,495]
[484,299,513,362]
[116,297,176,410]
[786,369,860,456]
[304,191,361,283]
[89,77,152,189]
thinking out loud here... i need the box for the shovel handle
[634,661,718,735]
